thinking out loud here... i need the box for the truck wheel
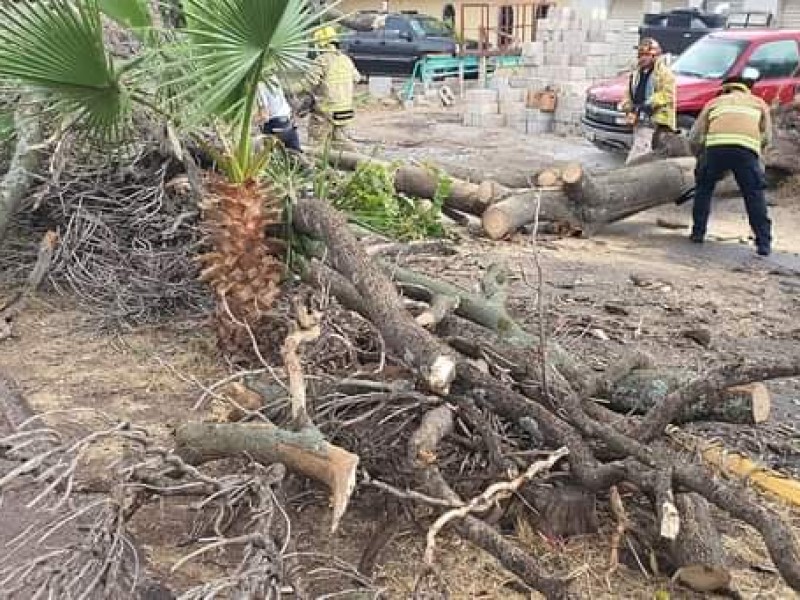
[677,115,696,136]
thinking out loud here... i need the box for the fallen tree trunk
[0,108,43,243]
[313,148,507,216]
[609,368,770,425]
[292,198,457,395]
[174,422,358,532]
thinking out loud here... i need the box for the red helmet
[637,38,662,57]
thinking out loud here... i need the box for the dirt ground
[1,103,800,598]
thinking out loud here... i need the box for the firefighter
[620,38,676,164]
[688,68,773,256]
[307,27,363,144]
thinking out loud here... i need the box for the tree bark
[0,109,42,243]
[409,406,575,599]
[174,422,358,532]
[667,493,731,593]
[292,198,457,395]
[312,147,507,215]
[609,368,771,425]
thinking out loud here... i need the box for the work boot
[689,232,704,244]
[756,245,771,257]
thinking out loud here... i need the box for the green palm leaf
[176,0,318,118]
[0,0,133,143]
[162,0,323,180]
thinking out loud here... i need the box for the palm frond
[169,0,321,122]
[0,0,135,144]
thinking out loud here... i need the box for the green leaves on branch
[332,162,447,241]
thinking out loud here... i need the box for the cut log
[482,188,580,240]
[609,368,770,425]
[174,422,358,532]
[313,148,508,216]
[536,168,561,188]
[560,163,583,185]
[668,493,731,594]
[292,198,457,395]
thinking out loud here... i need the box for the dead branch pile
[0,142,210,326]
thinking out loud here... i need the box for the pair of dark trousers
[262,117,302,153]
[692,145,771,250]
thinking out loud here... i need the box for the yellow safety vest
[315,51,360,116]
[692,85,772,155]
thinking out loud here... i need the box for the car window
[667,14,690,27]
[690,18,708,29]
[386,16,412,36]
[672,37,748,79]
[412,16,452,37]
[746,40,800,79]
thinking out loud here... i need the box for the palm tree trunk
[198,175,284,360]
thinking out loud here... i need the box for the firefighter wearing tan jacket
[620,38,677,164]
[308,27,362,144]
[688,68,773,256]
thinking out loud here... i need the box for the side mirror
[742,66,760,81]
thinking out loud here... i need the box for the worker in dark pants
[687,67,773,256]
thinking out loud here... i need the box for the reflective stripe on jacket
[620,57,676,131]
[314,51,361,115]
[689,85,772,156]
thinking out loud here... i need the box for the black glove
[639,103,654,117]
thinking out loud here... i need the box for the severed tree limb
[415,294,459,329]
[606,486,629,585]
[174,422,358,533]
[423,446,568,565]
[668,493,731,593]
[292,198,457,395]
[280,300,321,428]
[409,406,575,600]
[653,466,679,541]
[0,108,43,243]
[610,368,771,425]
[311,147,508,216]
[635,359,800,442]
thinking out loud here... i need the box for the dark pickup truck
[639,7,774,56]
[339,11,458,77]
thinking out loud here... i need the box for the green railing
[401,54,523,101]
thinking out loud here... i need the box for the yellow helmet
[313,25,338,49]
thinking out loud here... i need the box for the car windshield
[672,37,748,79]
[411,16,452,37]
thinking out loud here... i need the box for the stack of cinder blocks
[461,7,634,136]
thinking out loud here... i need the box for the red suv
[582,29,800,152]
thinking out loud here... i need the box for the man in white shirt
[256,78,302,153]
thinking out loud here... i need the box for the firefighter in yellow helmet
[620,37,676,164]
[307,27,363,144]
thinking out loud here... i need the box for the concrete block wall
[461,7,635,137]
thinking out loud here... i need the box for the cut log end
[724,382,771,424]
[427,355,457,395]
[536,168,561,188]
[561,163,583,185]
[481,205,512,240]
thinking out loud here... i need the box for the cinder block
[499,88,525,102]
[465,102,498,115]
[499,100,526,115]
[568,67,588,81]
[587,42,612,56]
[465,89,498,104]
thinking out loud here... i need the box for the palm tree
[0,0,323,359]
